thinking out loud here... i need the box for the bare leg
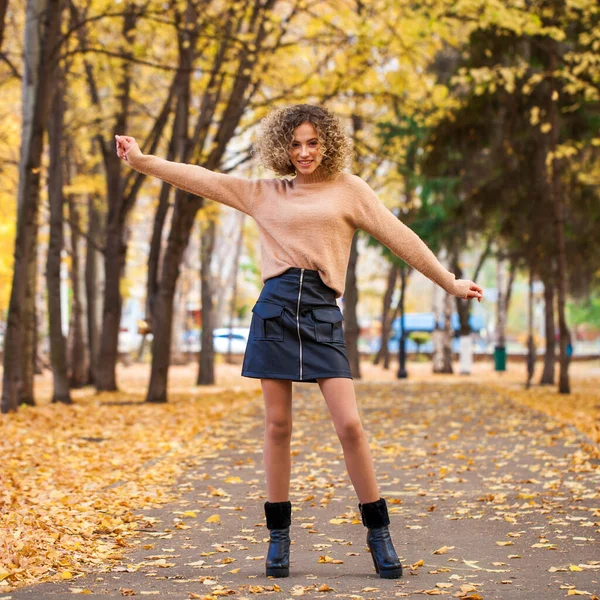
[261,379,293,502]
[317,377,380,504]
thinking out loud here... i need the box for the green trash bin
[494,346,507,371]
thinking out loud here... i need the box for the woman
[116,104,483,580]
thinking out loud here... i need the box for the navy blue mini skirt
[241,268,353,382]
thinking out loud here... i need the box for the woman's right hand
[115,134,140,163]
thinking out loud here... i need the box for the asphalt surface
[5,381,600,599]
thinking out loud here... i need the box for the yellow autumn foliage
[0,384,262,590]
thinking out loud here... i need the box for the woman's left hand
[453,279,483,302]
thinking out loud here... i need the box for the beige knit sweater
[126,146,457,299]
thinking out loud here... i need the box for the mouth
[297,160,313,167]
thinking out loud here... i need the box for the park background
[0,0,599,594]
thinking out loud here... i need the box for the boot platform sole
[266,566,289,577]
[370,551,403,578]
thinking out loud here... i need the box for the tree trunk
[495,253,507,371]
[93,6,139,391]
[67,190,89,387]
[396,265,408,378]
[384,301,401,370]
[73,1,175,385]
[213,240,230,330]
[437,292,454,374]
[145,0,280,401]
[145,55,193,332]
[142,2,201,357]
[46,64,71,403]
[96,209,126,391]
[342,113,365,379]
[20,0,50,403]
[170,268,188,365]
[20,202,39,405]
[525,268,536,389]
[539,270,555,385]
[456,301,472,375]
[453,259,471,375]
[197,218,216,385]
[431,328,444,373]
[2,0,63,413]
[453,240,490,375]
[505,257,517,320]
[142,58,195,360]
[146,155,176,333]
[33,297,43,375]
[343,232,361,378]
[432,251,450,374]
[227,212,245,363]
[0,0,8,52]
[548,48,570,394]
[147,200,200,402]
[85,191,102,385]
[64,140,89,387]
[373,264,397,367]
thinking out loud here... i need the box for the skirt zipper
[296,268,305,381]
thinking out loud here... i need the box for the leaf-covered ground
[1,360,598,599]
[359,359,600,454]
[0,377,263,591]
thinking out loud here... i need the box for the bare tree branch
[0,50,21,79]
[64,213,106,255]
[221,148,254,173]
[472,235,493,281]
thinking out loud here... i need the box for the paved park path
[5,381,600,599]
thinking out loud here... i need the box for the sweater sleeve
[126,144,257,216]
[351,175,458,295]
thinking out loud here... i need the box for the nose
[299,144,310,157]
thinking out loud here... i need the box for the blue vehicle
[369,312,487,354]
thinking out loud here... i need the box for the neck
[293,165,331,185]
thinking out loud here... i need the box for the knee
[266,419,292,442]
[336,419,363,444]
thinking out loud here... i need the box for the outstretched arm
[115,135,257,216]
[352,176,483,301]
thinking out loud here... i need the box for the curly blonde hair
[253,104,354,178]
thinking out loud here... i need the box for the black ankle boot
[358,497,403,579]
[264,500,291,577]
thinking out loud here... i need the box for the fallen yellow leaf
[205,514,221,523]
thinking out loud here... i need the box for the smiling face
[288,121,324,175]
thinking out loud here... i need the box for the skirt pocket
[312,307,344,344]
[252,301,285,341]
